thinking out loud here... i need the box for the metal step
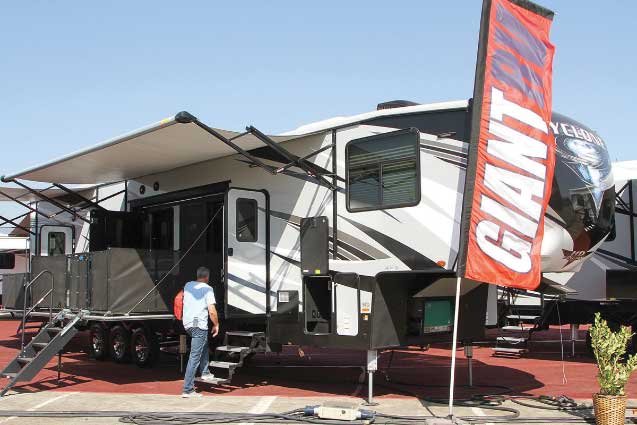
[0,313,84,397]
[506,314,539,320]
[493,347,528,354]
[225,331,264,337]
[195,376,229,385]
[209,361,240,370]
[501,325,530,332]
[216,345,250,354]
[497,336,527,344]
[32,342,48,350]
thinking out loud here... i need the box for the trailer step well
[203,331,266,384]
[0,312,84,397]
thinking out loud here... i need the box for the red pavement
[0,320,635,400]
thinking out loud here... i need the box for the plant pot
[593,393,627,425]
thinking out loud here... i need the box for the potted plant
[590,312,637,425]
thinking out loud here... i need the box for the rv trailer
[0,100,615,394]
[497,160,637,354]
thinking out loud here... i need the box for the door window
[48,232,66,256]
[236,198,258,242]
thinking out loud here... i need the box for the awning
[2,112,298,185]
[0,187,67,202]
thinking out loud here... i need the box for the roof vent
[377,100,420,110]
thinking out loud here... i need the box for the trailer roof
[2,113,299,184]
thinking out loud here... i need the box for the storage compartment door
[225,188,268,316]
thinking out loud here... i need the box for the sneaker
[182,391,203,398]
[200,373,216,382]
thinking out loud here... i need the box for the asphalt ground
[0,319,636,423]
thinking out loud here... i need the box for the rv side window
[236,198,258,242]
[0,253,15,269]
[48,232,66,256]
[346,128,420,212]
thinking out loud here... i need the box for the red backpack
[174,290,184,320]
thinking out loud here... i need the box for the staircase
[494,315,539,357]
[197,331,266,385]
[0,311,84,396]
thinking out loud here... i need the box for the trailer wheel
[109,325,131,363]
[131,327,159,368]
[89,323,109,360]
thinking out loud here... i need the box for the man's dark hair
[196,266,210,280]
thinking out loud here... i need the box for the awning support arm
[2,178,90,224]
[275,143,334,174]
[0,213,35,236]
[246,126,337,191]
[0,189,53,219]
[174,112,277,175]
[52,183,106,212]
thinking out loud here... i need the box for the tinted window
[236,198,258,242]
[48,232,66,256]
[346,129,420,212]
[0,253,15,269]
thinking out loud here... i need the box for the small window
[0,253,15,269]
[346,128,421,212]
[48,232,66,256]
[236,198,258,242]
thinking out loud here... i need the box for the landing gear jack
[363,350,379,406]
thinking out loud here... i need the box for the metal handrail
[21,270,54,352]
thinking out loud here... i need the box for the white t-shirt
[182,281,216,330]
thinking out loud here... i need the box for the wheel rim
[113,334,126,358]
[92,330,104,355]
[134,334,149,363]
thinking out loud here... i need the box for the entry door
[225,188,268,317]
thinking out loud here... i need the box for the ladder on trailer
[0,311,84,396]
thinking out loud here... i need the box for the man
[182,266,220,398]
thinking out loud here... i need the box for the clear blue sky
[0,1,634,221]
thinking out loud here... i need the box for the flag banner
[458,0,556,290]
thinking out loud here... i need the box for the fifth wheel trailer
[0,98,616,395]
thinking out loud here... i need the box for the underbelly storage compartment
[304,276,332,334]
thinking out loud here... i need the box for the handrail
[21,270,54,352]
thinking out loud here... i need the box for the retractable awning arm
[52,183,106,212]
[0,178,90,224]
[246,126,337,191]
[175,112,337,191]
[176,112,277,175]
[0,213,34,236]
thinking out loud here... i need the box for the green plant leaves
[590,312,637,396]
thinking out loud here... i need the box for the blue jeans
[182,327,210,393]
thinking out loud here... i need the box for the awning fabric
[3,112,298,185]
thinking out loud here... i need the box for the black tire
[89,323,109,360]
[130,327,159,368]
[109,325,131,363]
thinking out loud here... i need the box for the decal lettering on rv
[461,0,555,289]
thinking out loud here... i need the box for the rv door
[40,225,73,256]
[225,188,269,317]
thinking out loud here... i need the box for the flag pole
[448,275,462,417]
